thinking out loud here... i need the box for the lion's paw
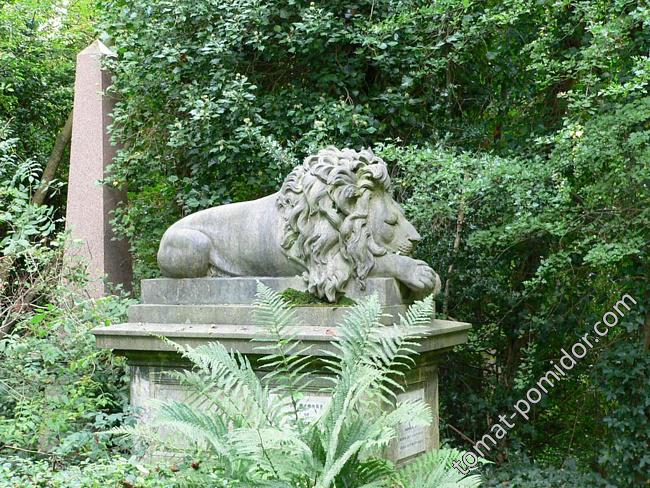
[400,259,440,294]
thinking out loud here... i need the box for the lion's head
[276,147,422,301]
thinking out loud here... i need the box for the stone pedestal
[93,277,470,463]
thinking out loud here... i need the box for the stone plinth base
[92,277,471,463]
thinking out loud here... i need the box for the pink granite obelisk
[65,40,132,298]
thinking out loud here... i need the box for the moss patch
[280,288,356,307]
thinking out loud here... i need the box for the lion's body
[157,147,440,302]
[158,194,303,278]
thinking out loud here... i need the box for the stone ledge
[141,277,409,306]
[92,319,471,357]
[128,303,406,326]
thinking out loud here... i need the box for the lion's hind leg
[157,227,212,278]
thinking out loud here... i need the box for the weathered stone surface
[142,276,305,305]
[93,318,471,357]
[127,355,441,463]
[65,40,132,297]
[390,362,439,461]
[128,303,406,326]
[141,277,407,305]
[156,148,441,302]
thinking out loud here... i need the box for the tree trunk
[643,311,650,351]
[443,172,467,316]
[31,111,73,206]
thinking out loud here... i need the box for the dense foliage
[0,124,60,328]
[0,0,95,161]
[0,291,132,460]
[1,455,223,487]
[1,0,648,485]
[100,0,650,485]
[0,121,133,469]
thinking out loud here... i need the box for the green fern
[252,282,315,424]
[397,448,484,487]
[121,282,482,487]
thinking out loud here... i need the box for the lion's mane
[276,147,390,301]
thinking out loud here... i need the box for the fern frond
[397,448,484,488]
[253,282,316,425]
[317,364,386,485]
[311,296,438,487]
[371,294,434,373]
[228,426,315,479]
[154,400,230,455]
[328,294,383,371]
[352,457,397,488]
[172,339,290,429]
[325,295,434,406]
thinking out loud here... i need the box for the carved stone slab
[140,277,408,306]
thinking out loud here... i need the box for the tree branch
[31,110,73,206]
[443,171,467,316]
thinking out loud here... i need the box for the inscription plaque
[396,387,427,459]
[297,393,331,421]
[271,392,332,421]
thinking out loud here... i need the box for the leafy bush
[0,120,82,337]
[387,97,650,481]
[121,283,482,487]
[0,121,60,308]
[102,0,650,280]
[592,339,650,486]
[0,287,134,461]
[0,455,221,488]
[482,458,605,488]
[0,123,57,256]
[0,0,96,161]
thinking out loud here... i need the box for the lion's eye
[385,216,398,226]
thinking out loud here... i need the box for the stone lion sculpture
[157,147,440,302]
